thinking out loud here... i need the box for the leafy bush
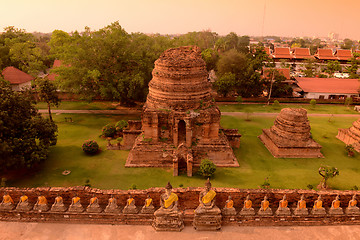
[82,140,100,154]
[129,184,137,190]
[272,100,280,109]
[345,97,353,107]
[102,124,116,137]
[310,99,316,108]
[198,159,216,178]
[307,184,314,190]
[236,95,243,104]
[115,120,128,131]
[260,177,271,189]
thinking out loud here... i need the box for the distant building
[1,67,34,91]
[296,77,359,99]
[46,60,63,81]
[314,48,337,61]
[334,49,353,62]
[272,47,293,60]
[291,48,313,61]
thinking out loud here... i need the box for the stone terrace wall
[1,187,360,226]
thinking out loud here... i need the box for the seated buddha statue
[193,179,221,231]
[123,194,138,214]
[222,195,236,216]
[329,195,343,215]
[51,194,67,212]
[239,195,255,216]
[104,195,120,213]
[141,194,155,214]
[311,195,326,215]
[275,194,290,216]
[33,195,49,212]
[86,194,102,213]
[16,193,32,211]
[294,194,308,215]
[195,178,221,215]
[68,195,84,212]
[258,196,272,215]
[0,192,15,211]
[153,182,183,231]
[346,194,360,215]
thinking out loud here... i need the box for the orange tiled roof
[2,67,34,85]
[47,60,63,81]
[292,48,313,59]
[334,49,353,61]
[314,49,337,60]
[263,68,290,80]
[296,77,359,94]
[272,47,292,59]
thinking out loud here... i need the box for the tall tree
[345,53,360,79]
[35,78,61,122]
[326,60,341,77]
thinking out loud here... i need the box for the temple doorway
[178,120,186,145]
[178,156,187,174]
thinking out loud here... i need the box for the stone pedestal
[258,207,272,216]
[294,208,309,216]
[86,203,102,213]
[33,203,49,212]
[193,213,222,231]
[68,203,84,213]
[153,212,184,231]
[345,207,360,215]
[239,207,255,216]
[222,207,236,216]
[311,208,326,215]
[275,207,291,216]
[0,203,15,211]
[16,202,32,212]
[50,204,67,212]
[123,205,138,214]
[141,205,155,214]
[329,207,344,215]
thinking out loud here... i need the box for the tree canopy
[0,81,57,172]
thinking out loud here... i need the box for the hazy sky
[1,0,359,39]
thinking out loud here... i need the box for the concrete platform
[1,221,360,240]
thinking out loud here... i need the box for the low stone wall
[1,187,360,226]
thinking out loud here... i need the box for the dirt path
[1,222,360,240]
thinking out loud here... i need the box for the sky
[1,0,360,40]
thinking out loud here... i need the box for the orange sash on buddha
[314,200,322,209]
[4,195,14,204]
[226,200,234,208]
[333,200,340,209]
[351,200,357,207]
[299,200,306,209]
[90,197,97,204]
[262,200,269,211]
[38,196,47,205]
[55,196,62,203]
[73,197,80,204]
[245,200,252,209]
[280,200,288,208]
[128,198,134,205]
[20,196,28,202]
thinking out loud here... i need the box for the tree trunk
[267,71,275,105]
[48,102,53,122]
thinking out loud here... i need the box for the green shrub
[102,124,116,137]
[260,177,270,189]
[84,179,91,187]
[129,184,137,190]
[115,120,128,131]
[345,97,353,107]
[198,159,216,178]
[310,99,316,108]
[82,140,100,154]
[236,96,243,104]
[272,100,280,109]
[307,184,314,190]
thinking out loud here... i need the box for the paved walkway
[39,109,360,118]
[1,222,360,240]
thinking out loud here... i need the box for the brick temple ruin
[124,46,241,176]
[259,108,323,158]
[337,118,360,152]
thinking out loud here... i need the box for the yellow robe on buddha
[145,198,152,207]
[20,196,28,202]
[226,200,234,208]
[73,197,80,204]
[127,198,134,205]
[202,190,216,204]
[55,196,63,203]
[90,197,97,204]
[38,196,47,205]
[280,200,288,208]
[333,200,340,209]
[314,200,322,209]
[350,200,357,207]
[3,195,14,204]
[164,193,178,209]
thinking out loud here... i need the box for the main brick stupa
[125,46,240,176]
[337,118,360,152]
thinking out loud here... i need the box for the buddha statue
[0,192,15,211]
[275,195,290,216]
[222,195,236,216]
[258,196,272,216]
[153,182,184,231]
[345,194,360,215]
[294,195,308,215]
[140,194,155,214]
[104,195,120,214]
[33,195,49,212]
[16,193,32,211]
[50,194,67,212]
[86,194,102,213]
[311,195,326,215]
[193,179,221,231]
[123,194,138,214]
[68,195,84,212]
[239,195,255,216]
[329,195,343,215]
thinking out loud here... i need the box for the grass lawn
[218,103,359,115]
[9,113,360,190]
[36,101,120,110]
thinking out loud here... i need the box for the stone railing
[1,187,360,227]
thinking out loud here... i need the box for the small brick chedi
[337,118,360,152]
[259,108,323,158]
[125,46,240,176]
